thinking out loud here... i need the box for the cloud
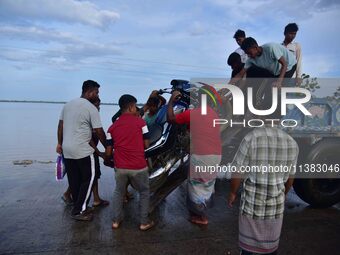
[0,25,79,43]
[0,49,36,62]
[315,0,340,10]
[188,21,208,36]
[0,0,120,28]
[303,54,335,77]
[209,0,340,21]
[135,14,181,30]
[59,43,123,61]
[0,41,123,71]
[0,24,123,69]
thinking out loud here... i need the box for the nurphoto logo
[200,83,312,128]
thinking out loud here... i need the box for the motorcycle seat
[148,123,164,145]
[155,105,168,125]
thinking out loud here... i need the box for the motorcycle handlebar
[158,88,189,101]
[158,88,172,95]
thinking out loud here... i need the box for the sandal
[93,199,109,207]
[84,206,95,213]
[126,191,133,199]
[189,215,208,225]
[139,221,155,231]
[112,221,121,229]
[61,195,73,206]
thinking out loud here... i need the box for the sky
[0,0,340,103]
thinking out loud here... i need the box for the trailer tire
[293,139,340,208]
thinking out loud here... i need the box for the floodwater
[0,102,119,168]
[0,102,339,254]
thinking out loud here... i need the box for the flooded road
[0,163,339,254]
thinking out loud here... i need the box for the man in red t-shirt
[167,87,222,225]
[106,94,154,231]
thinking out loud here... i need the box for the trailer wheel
[293,139,340,208]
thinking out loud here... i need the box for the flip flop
[61,195,73,206]
[93,199,109,207]
[126,191,134,199]
[189,216,208,225]
[112,221,121,229]
[139,221,155,231]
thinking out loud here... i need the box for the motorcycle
[147,76,296,210]
[109,78,247,212]
[146,79,193,211]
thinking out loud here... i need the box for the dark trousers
[246,65,297,118]
[284,64,297,79]
[64,155,95,215]
[241,249,277,255]
[247,64,296,79]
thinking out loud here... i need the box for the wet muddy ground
[0,163,339,254]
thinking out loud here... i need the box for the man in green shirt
[230,37,297,88]
[142,90,166,127]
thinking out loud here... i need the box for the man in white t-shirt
[56,80,107,221]
[282,23,302,85]
[233,29,248,63]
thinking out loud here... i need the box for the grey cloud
[0,49,37,62]
[0,23,124,65]
[210,0,340,21]
[0,0,120,28]
[56,43,123,60]
[315,0,340,9]
[0,41,123,71]
[43,43,123,65]
[0,25,80,43]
